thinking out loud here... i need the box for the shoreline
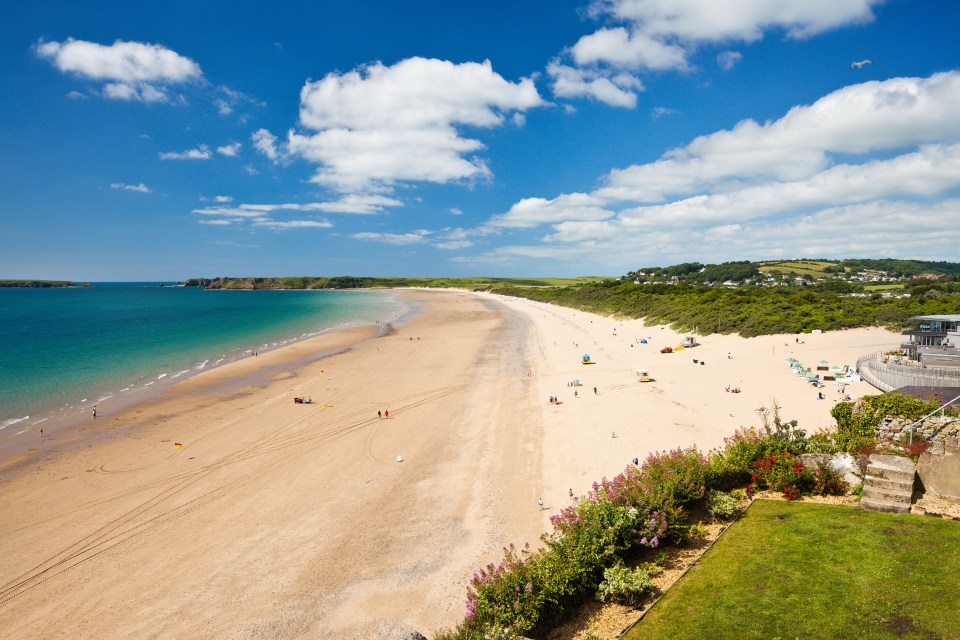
[0,289,903,638]
[0,289,411,466]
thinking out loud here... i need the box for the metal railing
[906,394,960,445]
[857,352,960,391]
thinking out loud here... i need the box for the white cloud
[199,219,232,226]
[473,72,960,269]
[251,128,281,162]
[160,145,212,160]
[193,195,402,219]
[596,72,960,203]
[553,0,882,106]
[352,230,432,245]
[281,57,544,192]
[571,27,688,71]
[66,90,88,100]
[651,106,678,119]
[217,142,242,157]
[547,61,641,108]
[110,182,151,193]
[35,38,202,103]
[252,219,333,230]
[214,195,233,203]
[450,207,464,215]
[716,50,742,71]
[591,0,880,43]
[490,193,615,229]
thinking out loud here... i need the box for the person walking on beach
[378,410,382,420]
[92,405,97,419]
[384,409,389,419]
[538,498,543,511]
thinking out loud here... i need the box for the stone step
[862,484,913,506]
[860,496,911,514]
[863,474,915,493]
[865,463,916,485]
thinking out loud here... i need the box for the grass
[758,260,838,278]
[624,500,960,640]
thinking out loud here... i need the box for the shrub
[596,563,656,606]
[749,452,814,500]
[901,437,930,462]
[706,489,740,519]
[811,460,849,496]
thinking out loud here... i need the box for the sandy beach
[0,289,900,639]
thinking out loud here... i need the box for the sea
[0,284,407,439]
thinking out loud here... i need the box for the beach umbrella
[820,359,829,364]
[806,373,819,379]
[831,365,842,371]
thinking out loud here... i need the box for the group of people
[377,409,389,419]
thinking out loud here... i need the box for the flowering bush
[748,452,814,500]
[812,460,849,496]
[464,490,668,635]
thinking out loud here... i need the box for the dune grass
[624,500,960,640]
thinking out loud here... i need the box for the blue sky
[3,0,959,280]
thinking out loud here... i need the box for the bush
[596,563,656,606]
[811,460,849,496]
[706,489,740,519]
[748,452,814,500]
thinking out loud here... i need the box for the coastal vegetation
[488,279,960,337]
[181,258,960,337]
[435,402,936,640]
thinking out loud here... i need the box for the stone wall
[875,415,960,499]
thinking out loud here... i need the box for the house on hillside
[901,315,960,366]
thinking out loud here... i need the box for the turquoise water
[0,285,405,434]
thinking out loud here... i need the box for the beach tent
[640,339,648,344]
[582,354,592,364]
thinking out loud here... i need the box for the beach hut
[637,368,651,382]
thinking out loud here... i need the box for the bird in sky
[850,59,873,69]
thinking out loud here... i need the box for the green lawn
[624,500,960,640]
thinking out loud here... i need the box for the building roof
[911,315,960,322]
[895,386,960,407]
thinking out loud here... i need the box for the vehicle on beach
[660,346,673,353]
[582,353,593,364]
[637,368,651,382]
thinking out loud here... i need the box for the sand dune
[0,289,900,638]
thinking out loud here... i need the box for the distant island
[0,280,81,288]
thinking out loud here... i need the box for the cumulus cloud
[35,38,202,103]
[473,72,960,268]
[547,61,641,107]
[110,182,151,193]
[273,57,543,193]
[160,145,212,160]
[551,0,882,106]
[214,195,233,203]
[251,128,281,162]
[217,142,242,157]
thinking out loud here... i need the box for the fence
[857,352,960,391]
